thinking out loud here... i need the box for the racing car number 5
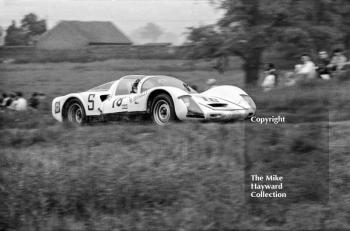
[88,94,95,110]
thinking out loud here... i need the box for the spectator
[316,51,331,80]
[284,54,316,86]
[8,92,27,111]
[206,78,217,89]
[1,93,14,107]
[285,71,297,86]
[328,48,348,71]
[29,92,40,109]
[296,54,317,79]
[261,63,277,91]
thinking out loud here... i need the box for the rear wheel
[64,99,86,125]
[151,94,176,125]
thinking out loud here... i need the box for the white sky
[0,0,223,44]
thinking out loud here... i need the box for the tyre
[151,94,176,125]
[64,99,86,125]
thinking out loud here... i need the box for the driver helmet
[131,79,140,93]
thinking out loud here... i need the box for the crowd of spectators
[0,91,43,111]
[261,48,349,91]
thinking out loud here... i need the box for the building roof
[39,20,132,46]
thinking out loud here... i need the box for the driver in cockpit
[130,79,140,94]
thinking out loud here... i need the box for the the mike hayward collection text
[250,174,287,198]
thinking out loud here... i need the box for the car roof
[119,75,147,80]
[89,75,179,91]
[119,75,176,80]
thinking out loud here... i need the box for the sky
[0,0,223,44]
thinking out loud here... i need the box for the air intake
[208,103,227,107]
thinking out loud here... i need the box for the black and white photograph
[0,0,349,230]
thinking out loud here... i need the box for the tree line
[186,0,350,86]
[3,1,350,86]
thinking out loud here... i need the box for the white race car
[52,75,256,125]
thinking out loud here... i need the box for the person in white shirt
[284,54,317,86]
[8,92,27,111]
[296,54,317,79]
[261,63,277,91]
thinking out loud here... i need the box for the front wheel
[65,99,86,125]
[151,94,176,125]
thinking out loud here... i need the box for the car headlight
[179,95,204,117]
[54,101,60,113]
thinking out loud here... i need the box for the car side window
[115,79,133,95]
[141,78,158,92]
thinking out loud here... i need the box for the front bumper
[52,97,64,122]
[186,109,253,121]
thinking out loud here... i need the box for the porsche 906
[52,75,256,125]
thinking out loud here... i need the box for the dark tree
[21,13,47,44]
[4,13,46,46]
[4,21,27,46]
[187,0,349,86]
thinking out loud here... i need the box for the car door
[101,77,139,114]
[127,79,154,112]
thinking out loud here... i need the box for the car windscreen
[141,76,197,93]
[88,81,114,92]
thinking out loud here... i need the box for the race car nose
[246,106,256,117]
[247,111,255,118]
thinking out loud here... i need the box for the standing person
[8,92,27,111]
[328,48,348,71]
[261,63,277,91]
[316,51,331,80]
[29,92,40,109]
[296,54,317,80]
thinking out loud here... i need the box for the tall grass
[0,118,248,230]
[0,108,349,230]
